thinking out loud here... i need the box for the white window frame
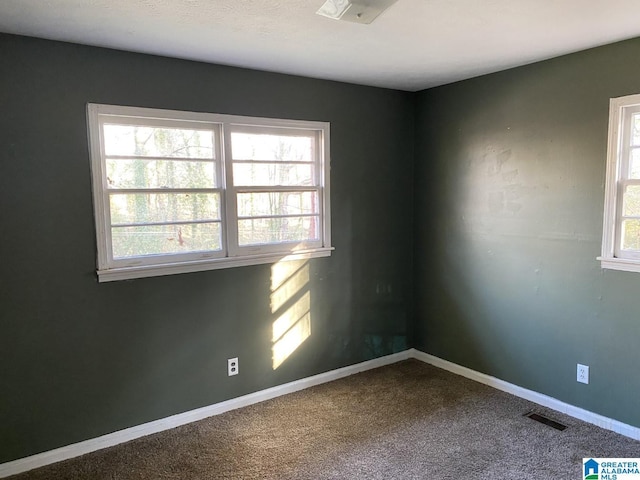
[87,104,332,282]
[600,93,640,272]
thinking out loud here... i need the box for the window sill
[97,247,334,282]
[598,256,640,273]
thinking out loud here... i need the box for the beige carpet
[8,360,640,479]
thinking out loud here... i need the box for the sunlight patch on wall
[272,310,311,370]
[271,259,311,369]
[271,261,310,313]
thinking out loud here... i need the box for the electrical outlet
[577,364,589,384]
[228,357,239,376]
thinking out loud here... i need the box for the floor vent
[524,412,567,431]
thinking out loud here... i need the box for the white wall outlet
[228,357,239,376]
[577,363,589,384]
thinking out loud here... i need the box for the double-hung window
[87,104,331,282]
[600,93,640,272]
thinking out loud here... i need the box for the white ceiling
[2,0,640,92]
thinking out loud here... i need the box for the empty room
[1,1,640,478]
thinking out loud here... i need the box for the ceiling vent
[316,0,399,24]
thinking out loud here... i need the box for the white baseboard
[3,348,638,478]
[0,350,411,478]
[410,348,640,441]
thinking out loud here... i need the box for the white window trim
[599,93,640,272]
[87,104,332,282]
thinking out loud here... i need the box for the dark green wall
[0,34,414,463]
[5,29,640,466]
[414,38,640,429]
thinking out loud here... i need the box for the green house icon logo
[584,459,599,480]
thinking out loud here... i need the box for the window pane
[110,193,220,225]
[233,163,313,187]
[623,185,640,216]
[629,149,640,179]
[231,132,313,162]
[112,223,222,258]
[103,125,214,159]
[238,216,319,246]
[622,219,640,251]
[237,191,317,217]
[106,159,216,189]
[633,114,640,146]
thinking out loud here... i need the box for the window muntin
[88,104,331,281]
